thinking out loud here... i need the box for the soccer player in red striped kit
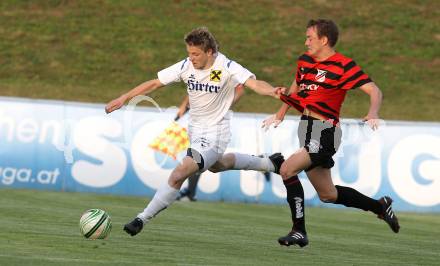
[263,19,400,248]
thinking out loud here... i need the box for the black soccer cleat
[269,153,285,174]
[377,196,400,233]
[176,188,197,202]
[278,231,309,248]
[123,217,144,236]
[176,188,189,201]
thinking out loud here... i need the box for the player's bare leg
[168,157,200,188]
[279,148,311,180]
[305,167,337,202]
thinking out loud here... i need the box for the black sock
[283,175,306,234]
[335,185,382,214]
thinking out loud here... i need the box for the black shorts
[297,115,342,171]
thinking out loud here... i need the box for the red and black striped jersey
[280,52,372,124]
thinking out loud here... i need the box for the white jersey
[157,52,255,126]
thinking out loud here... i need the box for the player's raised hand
[262,114,283,131]
[105,95,128,114]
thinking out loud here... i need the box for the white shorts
[187,118,231,172]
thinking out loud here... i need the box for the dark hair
[184,27,219,53]
[307,19,339,47]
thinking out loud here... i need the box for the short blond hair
[184,27,219,53]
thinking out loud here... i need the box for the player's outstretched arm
[359,82,383,130]
[243,78,279,98]
[105,79,164,114]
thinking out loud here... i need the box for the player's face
[187,45,212,70]
[305,26,325,57]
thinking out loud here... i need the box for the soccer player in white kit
[105,27,284,236]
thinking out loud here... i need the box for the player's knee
[208,165,221,173]
[279,163,299,180]
[169,166,190,186]
[279,163,288,178]
[169,172,186,186]
[318,190,337,203]
[209,161,227,173]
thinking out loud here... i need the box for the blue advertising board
[1,96,439,212]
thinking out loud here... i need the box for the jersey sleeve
[157,58,189,85]
[225,60,256,84]
[339,60,372,90]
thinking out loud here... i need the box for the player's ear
[206,48,213,56]
[321,36,329,46]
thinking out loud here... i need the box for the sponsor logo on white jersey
[210,70,222,82]
[187,75,221,93]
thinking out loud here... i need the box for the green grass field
[1,0,439,121]
[0,188,439,265]
[1,2,439,265]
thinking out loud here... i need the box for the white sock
[232,153,275,172]
[137,183,179,223]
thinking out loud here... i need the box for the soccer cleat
[176,188,189,201]
[269,153,285,174]
[278,231,309,248]
[176,188,197,202]
[123,217,144,236]
[187,195,197,202]
[377,196,400,233]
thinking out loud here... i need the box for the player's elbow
[151,79,164,90]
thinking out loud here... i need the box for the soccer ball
[79,209,112,239]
